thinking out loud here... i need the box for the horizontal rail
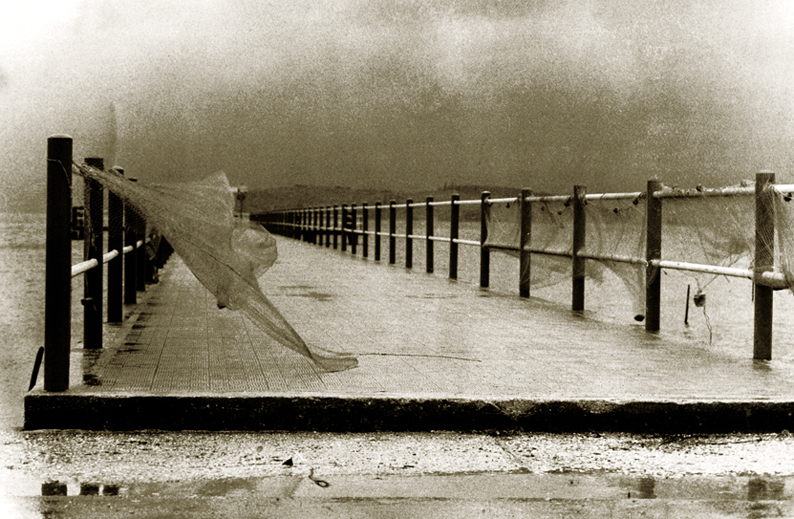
[653,186,755,199]
[70,240,144,278]
[584,191,644,202]
[524,194,571,203]
[454,238,481,246]
[488,196,519,204]
[650,259,788,289]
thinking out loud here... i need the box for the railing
[42,135,172,392]
[257,172,788,362]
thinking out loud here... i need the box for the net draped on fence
[485,182,794,322]
[73,163,358,372]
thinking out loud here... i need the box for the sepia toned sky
[1,0,793,212]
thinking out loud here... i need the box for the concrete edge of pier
[24,392,794,433]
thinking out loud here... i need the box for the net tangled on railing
[73,163,358,372]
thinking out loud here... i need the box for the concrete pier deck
[24,237,794,432]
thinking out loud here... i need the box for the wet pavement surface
[2,430,794,517]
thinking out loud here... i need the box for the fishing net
[73,162,358,372]
[485,193,647,319]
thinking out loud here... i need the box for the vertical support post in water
[124,180,138,305]
[375,202,382,261]
[389,200,396,265]
[362,203,369,258]
[572,185,586,313]
[519,188,532,298]
[332,205,339,249]
[450,194,460,280]
[342,204,348,252]
[755,171,775,360]
[426,197,434,273]
[107,166,124,323]
[480,191,490,289]
[406,199,413,269]
[45,135,72,391]
[83,157,104,349]
[645,180,663,332]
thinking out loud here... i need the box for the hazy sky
[2,0,793,212]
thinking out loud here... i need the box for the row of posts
[45,135,171,392]
[260,172,777,361]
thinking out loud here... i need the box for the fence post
[362,203,369,258]
[389,200,396,265]
[645,180,663,332]
[333,205,339,249]
[572,185,586,313]
[480,191,490,289]
[326,206,331,247]
[450,194,459,280]
[107,166,124,322]
[351,204,358,254]
[124,181,138,305]
[406,199,413,269]
[83,157,104,349]
[341,204,348,252]
[519,188,532,298]
[375,202,382,261]
[45,135,72,391]
[313,208,318,244]
[136,209,146,293]
[426,197,434,273]
[755,171,775,360]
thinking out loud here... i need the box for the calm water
[3,211,794,430]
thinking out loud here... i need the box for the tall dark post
[136,202,146,292]
[83,157,104,349]
[519,188,532,298]
[480,191,490,289]
[406,199,413,269]
[124,179,138,305]
[755,171,775,360]
[645,180,663,332]
[426,197,434,273]
[333,205,339,249]
[350,204,358,255]
[341,204,348,252]
[450,194,460,280]
[375,202,382,261]
[389,200,396,265]
[107,166,124,323]
[362,203,369,258]
[45,135,72,391]
[326,206,331,247]
[572,185,586,313]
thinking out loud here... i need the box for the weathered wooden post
[406,199,413,269]
[362,203,369,258]
[519,188,532,298]
[755,171,775,360]
[124,181,138,305]
[333,205,339,249]
[389,200,396,265]
[450,194,460,280]
[136,203,146,293]
[351,204,358,254]
[83,157,104,349]
[45,135,72,391]
[572,185,586,313]
[375,202,382,261]
[107,166,124,322]
[645,180,663,332]
[480,191,490,289]
[426,196,434,273]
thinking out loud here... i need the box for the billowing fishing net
[73,163,358,372]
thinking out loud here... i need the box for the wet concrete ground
[2,430,793,517]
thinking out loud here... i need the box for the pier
[25,135,794,432]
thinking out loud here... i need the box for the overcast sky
[1,0,793,212]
